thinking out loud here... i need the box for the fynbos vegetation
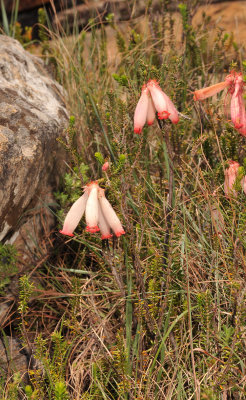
[1,1,246,399]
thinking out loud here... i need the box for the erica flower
[230,75,244,129]
[224,160,246,197]
[230,74,246,137]
[134,85,150,134]
[59,182,125,239]
[98,188,126,237]
[102,161,109,172]
[193,81,230,101]
[85,182,100,233]
[194,71,246,136]
[133,79,179,133]
[59,191,88,237]
[147,80,179,123]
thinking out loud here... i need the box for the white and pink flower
[134,84,150,134]
[98,188,126,237]
[60,181,125,239]
[224,160,246,197]
[102,161,109,172]
[194,71,246,137]
[133,79,179,133]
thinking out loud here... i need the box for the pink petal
[59,230,74,237]
[134,85,149,134]
[230,75,244,129]
[102,161,109,172]
[60,192,88,236]
[98,204,112,239]
[231,93,243,129]
[238,107,246,136]
[238,124,246,137]
[147,80,170,120]
[98,188,125,237]
[147,96,156,125]
[193,81,230,101]
[162,92,179,124]
[224,161,240,197]
[85,183,100,233]
[242,176,246,195]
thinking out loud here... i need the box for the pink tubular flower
[147,80,170,120]
[133,79,179,133]
[161,91,179,124]
[224,160,245,197]
[194,71,246,136]
[98,188,125,237]
[147,96,156,126]
[85,182,100,233]
[193,81,230,101]
[242,176,246,195]
[239,123,246,137]
[59,192,88,237]
[147,79,179,124]
[98,205,112,239]
[60,182,125,239]
[102,161,109,172]
[230,74,244,129]
[134,85,149,134]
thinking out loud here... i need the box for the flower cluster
[194,71,246,137]
[134,79,179,134]
[224,160,246,197]
[60,182,125,239]
[60,72,246,242]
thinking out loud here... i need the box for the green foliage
[112,73,129,88]
[0,0,34,46]
[54,382,69,400]
[28,333,69,399]
[95,151,104,165]
[38,8,48,43]
[4,2,246,399]
[18,275,34,314]
[0,243,18,293]
[0,0,19,37]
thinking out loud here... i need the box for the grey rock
[0,35,68,247]
[0,336,30,381]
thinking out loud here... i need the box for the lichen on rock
[0,36,68,251]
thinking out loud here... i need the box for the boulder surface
[0,35,68,249]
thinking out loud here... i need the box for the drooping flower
[193,81,230,101]
[238,111,246,137]
[224,161,240,197]
[161,90,179,124]
[147,80,179,124]
[85,182,100,233]
[102,161,109,172]
[134,85,150,134]
[146,96,156,126]
[59,182,125,239]
[224,160,246,197]
[230,77,244,129]
[194,71,246,136]
[230,74,246,137]
[133,79,179,133]
[98,204,113,239]
[98,188,125,237]
[59,191,88,237]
